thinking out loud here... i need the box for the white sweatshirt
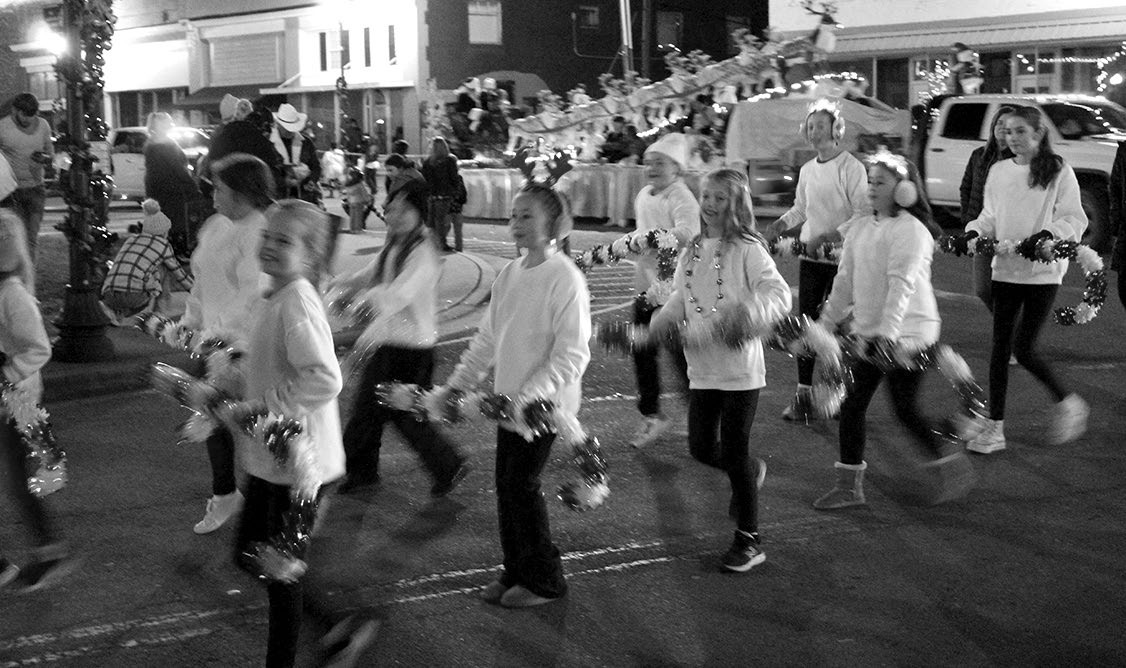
[448,251,591,425]
[0,277,50,403]
[339,238,440,348]
[653,238,792,390]
[820,212,940,348]
[181,210,267,339]
[241,278,344,486]
[966,159,1088,285]
[777,151,869,261]
[631,180,701,293]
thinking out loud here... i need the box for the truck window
[1042,102,1126,138]
[940,103,988,140]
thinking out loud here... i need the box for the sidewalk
[40,230,502,402]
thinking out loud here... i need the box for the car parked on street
[105,125,211,200]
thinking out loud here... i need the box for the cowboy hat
[274,103,308,132]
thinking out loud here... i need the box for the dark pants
[193,358,238,497]
[496,427,566,599]
[796,260,838,385]
[632,298,689,417]
[973,254,993,310]
[428,196,454,249]
[688,389,760,534]
[343,346,463,483]
[4,185,46,264]
[839,360,943,466]
[1118,267,1126,314]
[234,476,337,668]
[988,281,1068,419]
[1,418,54,550]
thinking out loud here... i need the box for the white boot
[966,419,1005,454]
[813,461,867,510]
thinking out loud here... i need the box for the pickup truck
[920,94,1126,250]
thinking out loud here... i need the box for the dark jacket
[959,144,1013,224]
[206,120,284,183]
[385,166,426,206]
[421,155,459,198]
[1110,140,1126,271]
[143,139,200,252]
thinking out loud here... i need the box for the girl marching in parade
[627,132,699,448]
[0,212,71,591]
[437,182,591,607]
[328,180,470,496]
[765,99,868,423]
[223,200,376,667]
[812,152,975,509]
[650,168,791,571]
[963,106,1089,454]
[959,105,1015,311]
[180,153,273,535]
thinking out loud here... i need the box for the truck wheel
[1080,185,1109,252]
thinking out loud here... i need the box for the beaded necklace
[684,237,724,315]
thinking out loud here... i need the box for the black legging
[796,260,838,385]
[687,389,760,534]
[838,360,943,465]
[988,281,1068,420]
[1118,268,1126,314]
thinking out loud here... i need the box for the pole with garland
[51,0,117,362]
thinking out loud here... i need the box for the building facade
[770,0,1126,109]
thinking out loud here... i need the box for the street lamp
[325,0,353,150]
[48,0,118,362]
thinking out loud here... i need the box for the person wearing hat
[626,131,699,448]
[201,99,283,201]
[100,198,193,322]
[271,103,322,205]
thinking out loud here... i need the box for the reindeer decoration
[781,1,840,86]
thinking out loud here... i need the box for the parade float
[435,1,908,221]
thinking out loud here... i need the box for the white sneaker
[193,490,244,535]
[630,415,669,448]
[1047,394,1089,445]
[950,411,987,441]
[966,419,1006,454]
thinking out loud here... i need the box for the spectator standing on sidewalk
[0,93,53,266]
[144,112,201,257]
[421,137,460,252]
[627,132,698,448]
[271,104,322,206]
[0,212,72,592]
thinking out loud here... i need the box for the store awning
[833,10,1126,56]
[174,83,281,109]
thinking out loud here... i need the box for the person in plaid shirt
[101,199,193,321]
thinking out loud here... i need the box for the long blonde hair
[0,210,35,290]
[700,168,764,245]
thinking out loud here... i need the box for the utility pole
[641,0,653,80]
[618,0,634,81]
[50,0,117,362]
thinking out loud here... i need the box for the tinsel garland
[765,237,842,263]
[137,313,245,440]
[374,382,609,511]
[937,233,1106,325]
[150,363,320,582]
[573,229,679,307]
[1,383,67,497]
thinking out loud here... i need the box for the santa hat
[219,94,240,122]
[644,132,690,171]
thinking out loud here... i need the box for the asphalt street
[2,213,1125,667]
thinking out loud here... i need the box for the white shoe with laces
[1047,394,1089,445]
[966,419,1006,454]
[193,490,244,535]
[630,415,669,448]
